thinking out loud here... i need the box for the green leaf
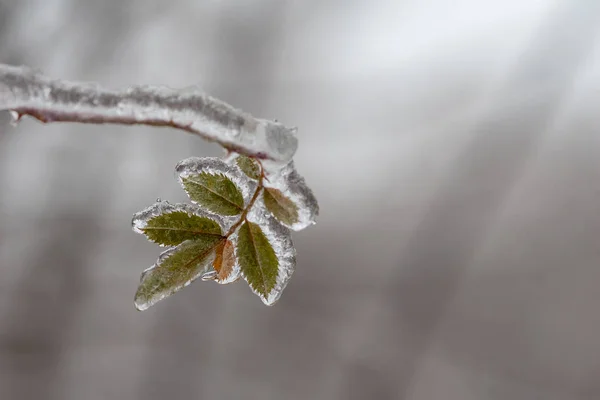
[236,155,261,180]
[236,221,279,298]
[181,172,244,216]
[141,211,223,246]
[134,236,224,310]
[263,188,299,227]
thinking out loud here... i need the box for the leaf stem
[225,161,265,237]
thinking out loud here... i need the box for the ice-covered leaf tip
[132,155,316,309]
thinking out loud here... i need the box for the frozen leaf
[236,221,280,303]
[235,155,261,180]
[244,206,296,305]
[263,188,299,227]
[180,172,244,216]
[132,201,227,247]
[134,237,223,310]
[176,157,256,216]
[138,211,222,246]
[213,239,236,282]
[133,156,310,307]
[262,161,318,231]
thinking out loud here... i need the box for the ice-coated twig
[0,63,298,164]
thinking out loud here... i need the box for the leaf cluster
[132,155,311,310]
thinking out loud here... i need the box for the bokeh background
[1,1,600,399]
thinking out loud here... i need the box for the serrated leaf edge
[175,156,256,205]
[134,239,222,311]
[263,187,300,228]
[132,202,227,246]
[262,161,318,231]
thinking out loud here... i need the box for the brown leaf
[214,239,235,282]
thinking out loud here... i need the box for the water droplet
[9,110,21,127]
[201,270,217,281]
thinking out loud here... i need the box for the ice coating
[199,235,242,285]
[175,156,257,226]
[175,156,257,203]
[261,161,319,231]
[0,64,298,164]
[222,152,243,170]
[201,261,241,284]
[246,201,296,305]
[224,153,318,231]
[131,200,227,245]
[0,64,320,308]
[134,241,217,311]
[201,270,218,281]
[8,110,21,126]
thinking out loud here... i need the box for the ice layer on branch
[0,63,298,164]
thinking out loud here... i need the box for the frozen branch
[0,63,298,164]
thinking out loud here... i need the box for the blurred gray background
[1,1,600,399]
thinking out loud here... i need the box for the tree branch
[0,63,297,164]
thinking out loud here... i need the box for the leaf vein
[143,227,223,235]
[184,175,243,211]
[180,239,223,272]
[245,222,269,295]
